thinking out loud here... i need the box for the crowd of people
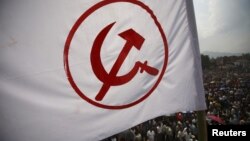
[103,55,250,141]
[203,57,250,125]
[103,114,199,141]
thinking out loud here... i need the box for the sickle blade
[90,22,116,83]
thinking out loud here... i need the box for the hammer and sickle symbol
[91,22,159,101]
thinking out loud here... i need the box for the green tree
[201,54,210,70]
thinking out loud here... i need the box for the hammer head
[118,28,145,50]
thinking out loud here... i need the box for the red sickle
[91,22,159,101]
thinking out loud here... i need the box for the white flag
[0,0,206,140]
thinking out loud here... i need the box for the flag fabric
[0,0,206,140]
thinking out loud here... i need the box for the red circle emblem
[64,0,168,109]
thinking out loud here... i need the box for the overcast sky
[193,0,250,53]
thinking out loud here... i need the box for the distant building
[234,59,250,68]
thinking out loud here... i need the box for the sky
[193,0,250,54]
